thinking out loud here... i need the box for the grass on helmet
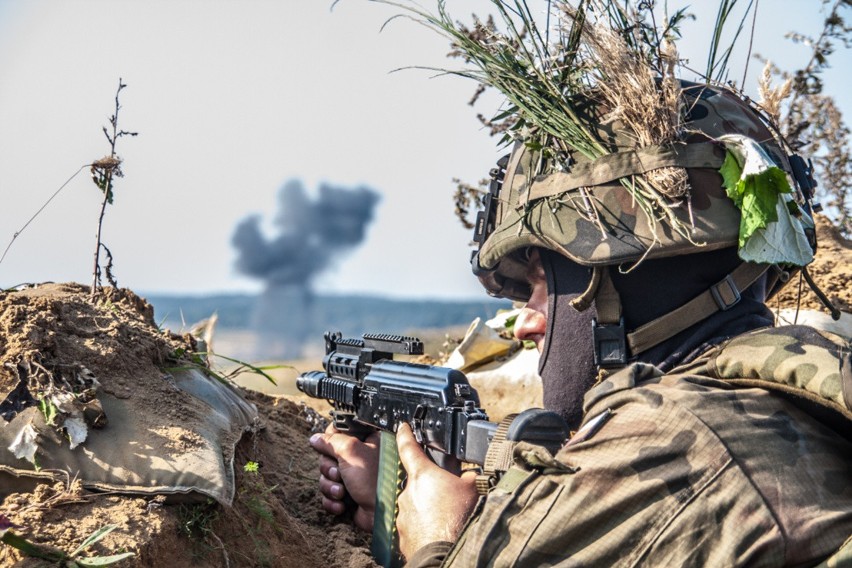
[375,0,706,260]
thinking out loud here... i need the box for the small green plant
[178,500,219,540]
[245,490,276,528]
[89,78,137,300]
[243,461,261,474]
[239,472,279,535]
[167,347,285,387]
[1,515,134,567]
[38,398,59,426]
[177,500,231,566]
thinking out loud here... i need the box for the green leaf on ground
[74,552,136,566]
[71,525,118,557]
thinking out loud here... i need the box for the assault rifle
[297,331,570,568]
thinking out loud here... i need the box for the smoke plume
[233,179,379,285]
[232,179,380,358]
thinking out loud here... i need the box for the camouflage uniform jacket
[407,325,852,567]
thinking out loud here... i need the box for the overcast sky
[0,1,848,299]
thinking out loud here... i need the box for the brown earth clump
[1,213,848,567]
[0,283,204,443]
[0,284,374,567]
[772,214,852,313]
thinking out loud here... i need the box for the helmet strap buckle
[710,274,741,311]
[592,317,628,368]
[591,267,629,368]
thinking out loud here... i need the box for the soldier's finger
[325,430,366,457]
[396,423,431,476]
[319,474,346,501]
[364,431,382,449]
[321,495,345,516]
[353,506,374,532]
[309,432,335,458]
[319,456,341,481]
[311,429,358,459]
[460,469,479,483]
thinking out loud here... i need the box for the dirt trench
[0,214,849,567]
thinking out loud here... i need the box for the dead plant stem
[91,78,136,301]
[91,191,111,299]
[0,166,88,267]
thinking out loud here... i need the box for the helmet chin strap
[538,248,774,428]
[565,265,629,367]
[571,262,771,369]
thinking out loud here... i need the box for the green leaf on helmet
[719,150,744,204]
[719,150,793,247]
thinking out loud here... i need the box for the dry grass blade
[757,61,792,124]
[574,16,689,199]
[378,0,700,247]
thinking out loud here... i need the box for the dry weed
[757,61,792,125]
[574,17,688,199]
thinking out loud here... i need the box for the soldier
[310,83,852,566]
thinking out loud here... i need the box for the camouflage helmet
[470,82,818,366]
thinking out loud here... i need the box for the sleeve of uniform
[442,363,787,567]
[404,541,454,568]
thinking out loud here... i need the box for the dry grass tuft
[757,61,792,125]
[574,16,688,198]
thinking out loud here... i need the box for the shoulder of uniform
[707,325,852,432]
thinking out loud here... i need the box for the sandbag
[0,283,258,504]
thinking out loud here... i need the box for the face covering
[537,249,598,430]
[537,247,773,430]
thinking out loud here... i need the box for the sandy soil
[0,284,374,567]
[0,215,849,567]
[772,214,852,313]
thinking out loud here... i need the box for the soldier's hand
[395,422,479,560]
[309,423,380,532]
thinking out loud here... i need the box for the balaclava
[538,247,775,429]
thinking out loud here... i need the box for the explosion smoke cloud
[231,179,380,358]
[233,179,380,286]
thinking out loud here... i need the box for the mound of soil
[773,214,852,312]
[0,284,374,567]
[1,214,848,568]
[0,283,185,409]
[0,282,251,500]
